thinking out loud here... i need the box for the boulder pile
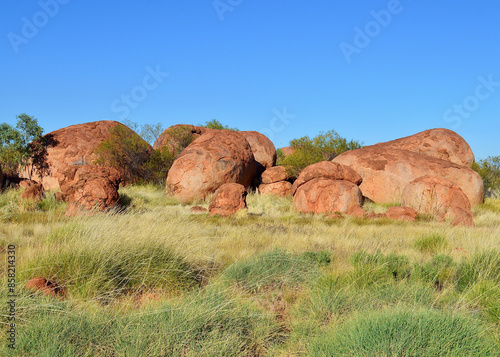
[259,166,293,196]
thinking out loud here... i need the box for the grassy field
[1,184,500,356]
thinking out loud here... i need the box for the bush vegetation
[1,184,500,356]
[473,156,500,197]
[278,129,363,178]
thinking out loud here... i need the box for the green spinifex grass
[1,288,283,357]
[309,308,500,356]
[1,184,500,356]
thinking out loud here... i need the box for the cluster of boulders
[2,119,483,226]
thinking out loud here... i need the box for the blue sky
[1,1,498,159]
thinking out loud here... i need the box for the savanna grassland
[1,184,500,356]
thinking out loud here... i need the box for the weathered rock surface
[26,277,66,297]
[19,180,44,201]
[401,176,471,215]
[279,147,295,157]
[239,131,276,171]
[293,178,363,214]
[386,206,418,222]
[166,130,256,203]
[292,161,362,195]
[209,183,247,216]
[333,147,483,205]
[190,206,208,214]
[26,121,149,190]
[58,165,122,216]
[259,181,293,196]
[261,166,290,184]
[373,128,474,167]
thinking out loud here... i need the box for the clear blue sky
[1,1,498,159]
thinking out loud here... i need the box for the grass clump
[456,250,500,291]
[413,233,449,254]
[309,308,499,356]
[349,251,411,286]
[222,248,320,293]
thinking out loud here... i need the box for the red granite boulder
[166,131,256,203]
[209,183,247,217]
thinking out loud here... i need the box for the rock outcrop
[26,121,150,190]
[58,165,122,216]
[259,166,293,196]
[152,124,211,152]
[209,183,247,216]
[19,180,44,201]
[166,130,256,202]
[239,131,276,171]
[333,147,483,206]
[372,128,474,167]
[293,178,363,214]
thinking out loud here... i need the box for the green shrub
[200,119,238,131]
[412,254,455,290]
[472,156,500,197]
[280,130,363,178]
[309,308,499,356]
[223,248,319,293]
[413,233,449,254]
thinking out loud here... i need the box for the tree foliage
[472,156,500,197]
[200,119,238,131]
[279,130,363,178]
[0,114,47,179]
[122,119,164,146]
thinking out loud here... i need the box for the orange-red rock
[293,178,363,214]
[239,131,276,171]
[58,165,122,216]
[333,147,483,205]
[386,206,418,222]
[401,175,471,215]
[373,128,474,167]
[446,207,475,227]
[19,181,44,201]
[259,181,293,196]
[25,121,150,190]
[292,161,362,195]
[279,147,295,157]
[166,131,256,203]
[190,206,207,214]
[209,183,247,216]
[261,166,290,184]
[26,277,66,297]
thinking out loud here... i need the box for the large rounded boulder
[58,165,122,216]
[166,131,257,203]
[292,161,362,195]
[26,121,150,190]
[333,147,484,206]
[293,178,363,214]
[401,175,472,216]
[239,131,276,171]
[372,128,474,167]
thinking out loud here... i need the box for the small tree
[280,130,363,178]
[0,114,46,179]
[200,119,238,131]
[472,156,500,197]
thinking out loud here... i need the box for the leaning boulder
[58,165,122,216]
[372,128,474,167]
[333,147,483,206]
[239,131,276,171]
[166,131,256,203]
[293,178,363,214]
[209,183,247,217]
